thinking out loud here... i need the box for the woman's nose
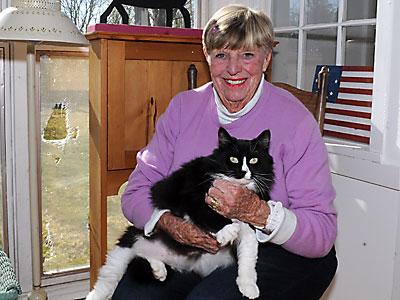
[227,56,241,75]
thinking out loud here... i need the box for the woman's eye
[249,158,258,164]
[243,52,254,59]
[215,53,225,59]
[230,157,239,163]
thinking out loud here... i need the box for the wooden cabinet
[87,24,210,284]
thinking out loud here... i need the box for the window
[37,0,197,277]
[39,51,90,274]
[38,49,130,276]
[271,0,377,145]
[61,0,198,32]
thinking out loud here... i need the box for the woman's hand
[156,212,220,254]
[206,179,270,227]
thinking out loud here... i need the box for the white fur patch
[235,223,260,299]
[241,157,251,180]
[86,246,136,300]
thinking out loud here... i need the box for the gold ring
[210,197,219,210]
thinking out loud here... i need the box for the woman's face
[204,46,271,113]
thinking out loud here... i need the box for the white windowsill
[325,138,400,190]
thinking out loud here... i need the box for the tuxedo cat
[86,127,274,300]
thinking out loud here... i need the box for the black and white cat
[86,127,274,300]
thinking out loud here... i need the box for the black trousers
[112,244,337,300]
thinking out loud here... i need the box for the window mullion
[297,0,306,88]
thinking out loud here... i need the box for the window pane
[87,1,196,29]
[345,25,376,66]
[305,0,338,24]
[271,0,299,27]
[40,54,89,273]
[346,0,377,20]
[272,32,298,85]
[304,28,337,90]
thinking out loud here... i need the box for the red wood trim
[339,87,373,95]
[325,108,371,119]
[341,66,374,72]
[324,130,370,144]
[324,119,371,131]
[340,76,373,83]
[336,99,372,107]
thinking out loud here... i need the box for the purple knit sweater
[121,81,337,258]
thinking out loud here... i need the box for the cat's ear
[255,129,271,149]
[218,127,233,147]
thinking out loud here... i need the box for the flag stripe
[340,81,373,89]
[338,87,373,95]
[324,119,371,131]
[325,113,371,125]
[326,103,371,113]
[325,108,371,119]
[324,124,370,137]
[324,130,370,144]
[342,66,374,72]
[338,92,371,101]
[336,99,372,107]
[341,76,373,83]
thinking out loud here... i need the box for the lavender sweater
[121,81,337,258]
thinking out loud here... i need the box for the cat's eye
[249,158,258,164]
[230,157,239,163]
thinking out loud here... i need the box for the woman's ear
[262,51,272,73]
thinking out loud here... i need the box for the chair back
[273,66,329,134]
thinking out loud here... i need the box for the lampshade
[0,0,88,45]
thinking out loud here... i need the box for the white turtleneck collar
[213,78,264,124]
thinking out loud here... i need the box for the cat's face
[213,128,274,195]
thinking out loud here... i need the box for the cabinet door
[107,40,209,171]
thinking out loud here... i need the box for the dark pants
[112,244,337,299]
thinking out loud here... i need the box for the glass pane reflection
[345,25,376,66]
[305,0,338,24]
[304,28,337,90]
[346,0,377,20]
[272,0,299,27]
[272,32,298,86]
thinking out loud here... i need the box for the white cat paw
[148,259,167,281]
[216,223,240,246]
[236,277,260,299]
[85,290,106,300]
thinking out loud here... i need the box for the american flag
[313,65,373,144]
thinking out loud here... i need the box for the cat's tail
[86,246,136,300]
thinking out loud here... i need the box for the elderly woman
[114,4,337,299]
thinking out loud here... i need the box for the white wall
[325,173,400,299]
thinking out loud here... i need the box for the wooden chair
[273,66,329,134]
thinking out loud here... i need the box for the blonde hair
[203,5,274,53]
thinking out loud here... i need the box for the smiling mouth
[225,78,246,86]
